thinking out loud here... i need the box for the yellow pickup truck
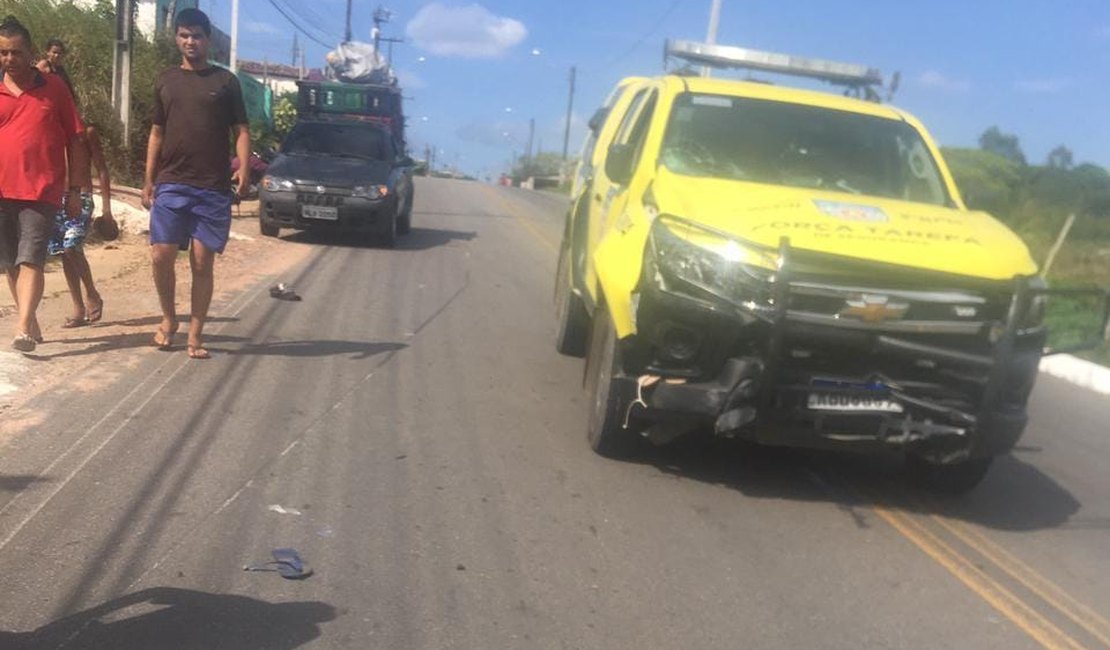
[554,42,1109,492]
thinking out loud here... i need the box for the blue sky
[205,0,1110,178]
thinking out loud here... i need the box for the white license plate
[302,205,338,220]
[807,393,903,413]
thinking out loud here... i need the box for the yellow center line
[481,185,560,254]
[930,514,1110,648]
[873,504,1088,650]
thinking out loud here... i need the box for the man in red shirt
[0,16,89,352]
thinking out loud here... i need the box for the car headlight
[261,175,294,192]
[648,216,776,307]
[352,184,389,199]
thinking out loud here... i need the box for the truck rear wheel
[585,308,639,458]
[906,455,993,495]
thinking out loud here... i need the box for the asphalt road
[0,177,1107,649]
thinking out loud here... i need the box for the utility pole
[562,65,576,160]
[230,0,240,71]
[111,0,133,143]
[526,118,535,163]
[345,0,354,43]
[292,33,299,67]
[702,0,722,77]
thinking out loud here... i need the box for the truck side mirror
[588,107,609,133]
[605,143,635,186]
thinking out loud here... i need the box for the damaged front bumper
[614,218,1110,463]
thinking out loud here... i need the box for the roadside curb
[1039,354,1110,395]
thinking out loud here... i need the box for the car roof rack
[665,39,884,90]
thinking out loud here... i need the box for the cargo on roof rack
[665,39,883,89]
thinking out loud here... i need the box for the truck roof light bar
[665,39,883,88]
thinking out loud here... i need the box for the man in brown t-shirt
[141,8,249,359]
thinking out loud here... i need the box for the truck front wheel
[585,308,639,458]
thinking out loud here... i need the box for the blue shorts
[48,192,94,256]
[150,183,233,253]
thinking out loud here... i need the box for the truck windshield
[660,93,951,207]
[282,122,389,161]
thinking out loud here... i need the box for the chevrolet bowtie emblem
[839,294,909,323]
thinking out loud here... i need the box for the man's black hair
[173,8,211,37]
[0,15,33,45]
[45,37,65,51]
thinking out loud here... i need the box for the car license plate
[302,205,338,220]
[807,393,903,413]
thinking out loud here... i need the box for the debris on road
[267,504,303,516]
[244,548,313,579]
[269,283,302,301]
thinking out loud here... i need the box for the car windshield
[660,93,952,207]
[282,122,389,161]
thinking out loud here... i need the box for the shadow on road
[0,474,48,493]
[95,316,241,329]
[282,227,476,252]
[0,587,335,649]
[228,340,407,360]
[629,436,1080,532]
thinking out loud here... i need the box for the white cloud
[396,69,427,90]
[245,21,282,36]
[917,70,970,93]
[1014,78,1071,94]
[405,3,527,59]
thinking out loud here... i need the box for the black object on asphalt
[269,283,302,301]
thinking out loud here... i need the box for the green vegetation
[2,0,180,185]
[943,127,1110,364]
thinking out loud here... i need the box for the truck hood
[268,154,392,188]
[653,167,1037,281]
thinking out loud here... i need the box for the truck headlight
[1020,277,1048,330]
[261,176,294,192]
[352,184,389,199]
[648,216,776,306]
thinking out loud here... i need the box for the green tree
[511,151,565,182]
[272,92,298,139]
[978,126,1027,166]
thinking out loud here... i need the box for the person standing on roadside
[33,36,115,328]
[142,8,250,359]
[49,124,115,327]
[35,37,74,95]
[0,16,89,352]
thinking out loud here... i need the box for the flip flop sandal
[12,333,36,353]
[86,301,103,323]
[187,345,211,360]
[243,548,313,579]
[153,328,177,350]
[63,316,89,328]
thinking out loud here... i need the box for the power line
[600,0,685,69]
[266,0,336,49]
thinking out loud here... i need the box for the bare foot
[153,321,178,350]
[86,296,103,323]
[187,344,211,360]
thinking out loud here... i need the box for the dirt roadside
[0,194,315,447]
